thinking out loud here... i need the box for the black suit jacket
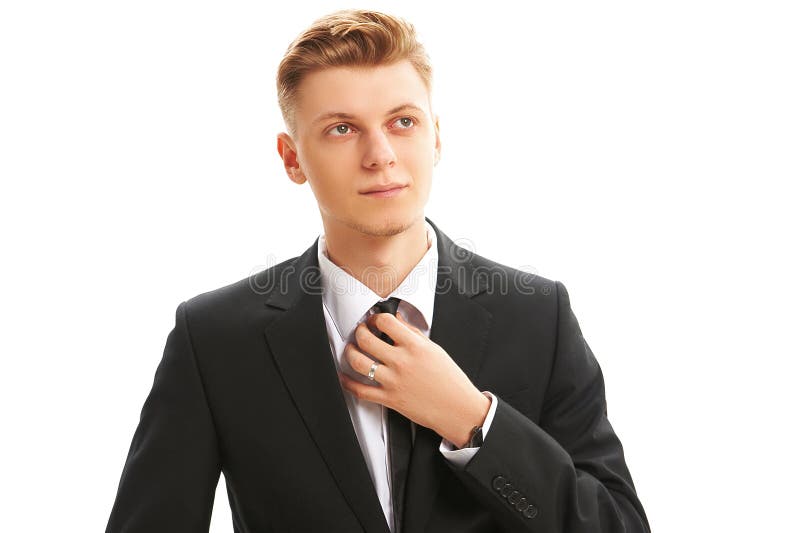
[106,217,650,532]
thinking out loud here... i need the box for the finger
[344,341,386,380]
[395,312,425,337]
[354,322,397,363]
[366,312,415,346]
[344,342,377,376]
[339,371,388,405]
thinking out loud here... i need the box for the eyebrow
[312,103,425,125]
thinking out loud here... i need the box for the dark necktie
[371,297,411,533]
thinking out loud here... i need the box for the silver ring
[368,361,379,381]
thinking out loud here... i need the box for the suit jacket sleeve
[106,301,222,532]
[444,281,650,532]
[438,391,498,466]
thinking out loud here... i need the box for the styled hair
[277,9,433,136]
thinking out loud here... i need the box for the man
[106,9,650,533]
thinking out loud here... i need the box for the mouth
[360,184,408,198]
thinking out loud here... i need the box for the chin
[349,213,418,238]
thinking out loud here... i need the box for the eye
[392,117,416,129]
[328,123,354,136]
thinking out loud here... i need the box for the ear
[433,114,441,166]
[276,132,306,184]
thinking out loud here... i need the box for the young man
[106,9,650,533]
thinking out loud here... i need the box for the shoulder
[457,247,575,334]
[462,247,561,304]
[180,253,302,326]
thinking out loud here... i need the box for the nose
[362,130,397,169]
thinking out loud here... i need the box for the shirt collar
[317,220,438,341]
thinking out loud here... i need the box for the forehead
[294,60,431,125]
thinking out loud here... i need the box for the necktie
[371,297,411,533]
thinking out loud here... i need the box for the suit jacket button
[515,497,528,511]
[492,475,507,491]
[523,504,539,519]
[500,483,514,498]
[508,491,521,505]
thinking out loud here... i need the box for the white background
[1,1,798,531]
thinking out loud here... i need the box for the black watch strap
[466,424,483,448]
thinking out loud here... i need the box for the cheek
[398,143,435,183]
[315,144,362,177]
[302,146,348,184]
[398,134,436,165]
[302,157,355,208]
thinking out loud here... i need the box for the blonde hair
[277,9,433,136]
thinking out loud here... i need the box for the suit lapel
[263,241,391,533]
[261,217,492,533]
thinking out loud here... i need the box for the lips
[360,183,407,194]
[360,184,408,198]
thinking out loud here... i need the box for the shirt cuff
[439,391,497,468]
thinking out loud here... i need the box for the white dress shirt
[317,220,498,532]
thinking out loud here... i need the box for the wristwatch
[465,424,483,448]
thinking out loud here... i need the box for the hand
[338,311,490,448]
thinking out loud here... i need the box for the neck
[321,216,430,299]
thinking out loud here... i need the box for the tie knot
[373,297,401,316]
